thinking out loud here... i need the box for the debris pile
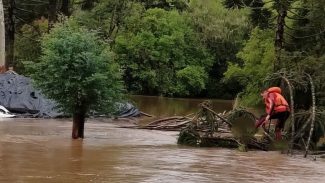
[137,101,271,151]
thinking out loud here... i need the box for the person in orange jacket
[255,87,290,140]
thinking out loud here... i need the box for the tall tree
[223,0,293,70]
[81,0,96,10]
[0,0,5,71]
[2,0,48,70]
[273,0,291,71]
[223,0,272,29]
[48,0,58,30]
[61,0,70,16]
[5,0,15,70]
[76,0,139,44]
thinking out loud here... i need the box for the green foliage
[176,66,208,96]
[281,54,325,106]
[285,0,325,55]
[223,0,273,29]
[3,0,49,27]
[114,8,213,96]
[136,0,189,10]
[26,20,124,115]
[188,0,250,57]
[224,28,274,106]
[74,0,144,42]
[11,0,324,101]
[73,0,250,98]
[15,18,48,73]
[187,0,251,98]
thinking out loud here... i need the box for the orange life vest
[264,87,290,114]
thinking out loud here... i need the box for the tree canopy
[1,0,323,104]
[114,8,213,96]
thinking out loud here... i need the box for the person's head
[261,90,268,99]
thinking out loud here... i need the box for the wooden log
[140,111,154,117]
[145,116,185,127]
[201,104,232,127]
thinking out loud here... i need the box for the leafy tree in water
[114,8,213,96]
[27,20,124,139]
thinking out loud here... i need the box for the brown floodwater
[130,95,234,117]
[129,95,234,125]
[0,96,325,183]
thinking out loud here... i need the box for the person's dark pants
[255,111,290,140]
[270,111,290,131]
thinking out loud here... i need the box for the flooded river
[0,96,324,182]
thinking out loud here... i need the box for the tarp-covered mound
[114,102,141,118]
[0,72,62,118]
[0,72,141,118]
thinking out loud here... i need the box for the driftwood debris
[139,116,191,130]
[137,101,271,151]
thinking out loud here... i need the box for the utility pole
[0,0,5,72]
[5,0,15,70]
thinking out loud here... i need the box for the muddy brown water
[129,95,234,125]
[0,96,324,182]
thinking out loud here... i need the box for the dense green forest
[2,0,324,105]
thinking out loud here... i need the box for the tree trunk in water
[48,0,57,31]
[5,0,15,70]
[61,0,70,16]
[0,0,5,72]
[72,112,86,139]
[274,7,287,71]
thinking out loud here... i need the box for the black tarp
[0,72,62,117]
[114,102,140,118]
[0,72,140,118]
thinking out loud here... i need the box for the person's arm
[265,93,275,121]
